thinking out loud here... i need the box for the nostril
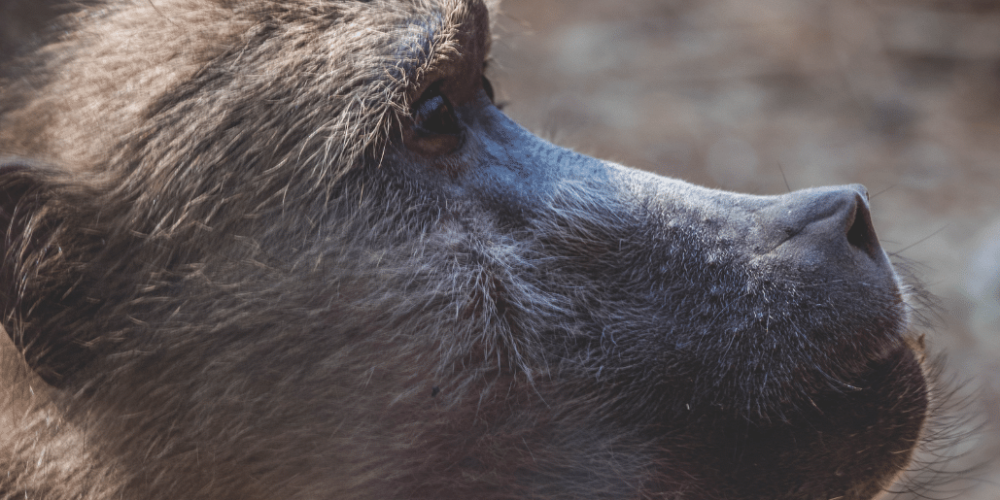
[762,185,887,262]
[846,193,879,259]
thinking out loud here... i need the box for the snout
[755,185,893,279]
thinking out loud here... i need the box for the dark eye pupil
[413,93,459,136]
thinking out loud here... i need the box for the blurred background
[3,0,999,497]
[490,0,1000,498]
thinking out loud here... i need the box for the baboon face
[0,1,928,499]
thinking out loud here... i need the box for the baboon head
[0,1,929,499]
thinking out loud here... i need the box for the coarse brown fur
[0,1,936,499]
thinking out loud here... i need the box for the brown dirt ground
[492,0,1000,498]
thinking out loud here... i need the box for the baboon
[0,0,933,499]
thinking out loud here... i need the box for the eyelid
[414,95,445,118]
[410,80,446,114]
[410,83,460,137]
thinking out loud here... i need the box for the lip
[694,342,930,500]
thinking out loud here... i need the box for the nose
[760,184,884,263]
[842,185,880,260]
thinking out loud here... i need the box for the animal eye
[412,83,460,137]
